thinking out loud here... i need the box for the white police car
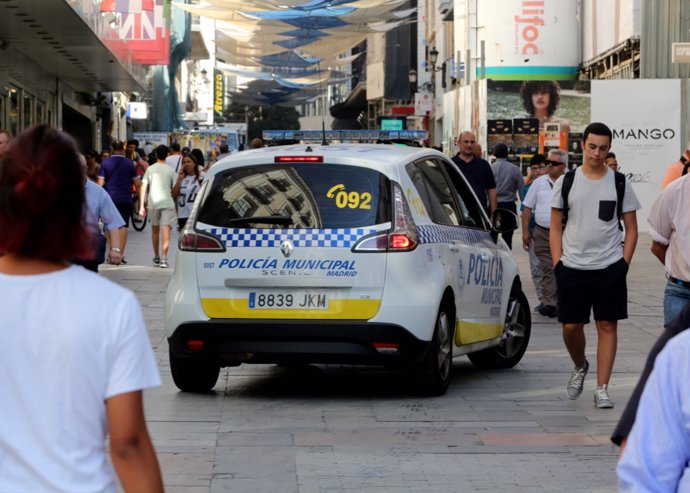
[165,142,531,395]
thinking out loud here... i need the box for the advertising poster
[213,69,225,123]
[487,119,513,154]
[591,79,681,232]
[486,80,591,166]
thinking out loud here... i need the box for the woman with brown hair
[519,80,571,135]
[0,125,164,493]
[172,151,203,231]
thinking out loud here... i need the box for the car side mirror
[490,208,518,243]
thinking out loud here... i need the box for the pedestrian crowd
[454,123,690,490]
[1,121,689,491]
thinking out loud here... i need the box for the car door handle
[449,245,460,253]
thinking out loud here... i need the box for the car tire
[467,285,531,370]
[169,350,220,392]
[416,305,454,396]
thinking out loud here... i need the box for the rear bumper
[168,320,431,366]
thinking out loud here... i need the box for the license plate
[248,290,329,309]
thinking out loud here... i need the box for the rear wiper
[226,215,293,226]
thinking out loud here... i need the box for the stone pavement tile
[165,488,209,493]
[217,431,294,446]
[211,477,298,493]
[477,431,598,446]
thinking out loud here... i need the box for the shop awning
[0,0,146,92]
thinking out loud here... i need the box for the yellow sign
[326,184,371,210]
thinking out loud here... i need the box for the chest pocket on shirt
[598,200,616,221]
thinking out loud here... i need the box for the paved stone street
[102,225,667,493]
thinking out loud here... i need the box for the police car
[165,136,531,395]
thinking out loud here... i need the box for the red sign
[391,106,415,115]
[102,0,170,65]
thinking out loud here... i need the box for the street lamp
[425,47,443,94]
[428,47,439,70]
[408,68,417,96]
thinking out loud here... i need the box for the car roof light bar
[263,129,429,142]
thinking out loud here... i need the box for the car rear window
[196,163,391,229]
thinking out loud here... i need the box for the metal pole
[480,40,486,79]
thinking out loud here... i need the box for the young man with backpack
[549,122,641,409]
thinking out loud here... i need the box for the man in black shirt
[451,131,497,215]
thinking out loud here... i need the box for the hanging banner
[100,0,154,12]
[415,92,432,115]
[591,79,681,233]
[101,0,170,65]
[213,69,225,122]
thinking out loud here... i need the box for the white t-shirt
[165,154,183,172]
[0,265,160,493]
[142,162,176,210]
[522,174,556,229]
[176,175,202,220]
[551,167,641,270]
[647,173,690,282]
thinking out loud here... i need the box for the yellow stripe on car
[455,321,504,345]
[201,298,381,320]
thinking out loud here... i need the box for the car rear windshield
[196,163,391,229]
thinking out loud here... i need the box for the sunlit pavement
[101,223,666,493]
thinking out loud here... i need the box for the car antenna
[317,60,329,146]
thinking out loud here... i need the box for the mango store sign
[591,79,681,233]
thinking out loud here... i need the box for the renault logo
[280,240,294,258]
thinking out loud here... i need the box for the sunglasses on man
[544,159,565,166]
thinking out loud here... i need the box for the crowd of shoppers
[1,120,688,490]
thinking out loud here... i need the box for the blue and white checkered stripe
[205,227,379,248]
[417,225,495,248]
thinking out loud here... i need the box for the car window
[197,164,390,229]
[442,159,489,230]
[406,159,462,226]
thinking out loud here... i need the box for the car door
[406,157,498,346]
[440,157,506,341]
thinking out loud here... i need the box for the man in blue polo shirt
[451,131,497,215]
[99,140,140,263]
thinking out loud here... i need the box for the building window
[8,86,19,137]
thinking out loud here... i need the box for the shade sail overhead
[173,0,411,106]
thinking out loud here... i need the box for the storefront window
[23,91,34,129]
[8,86,19,137]
[36,99,45,125]
[0,95,5,130]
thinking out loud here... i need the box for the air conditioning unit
[439,0,452,16]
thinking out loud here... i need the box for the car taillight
[352,183,418,253]
[389,233,414,250]
[179,229,226,252]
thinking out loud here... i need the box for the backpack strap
[560,170,576,230]
[614,170,626,231]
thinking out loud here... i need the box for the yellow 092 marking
[327,184,372,210]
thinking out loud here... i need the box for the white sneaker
[159,258,168,268]
[566,360,589,400]
[594,385,614,409]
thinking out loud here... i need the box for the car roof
[208,144,450,178]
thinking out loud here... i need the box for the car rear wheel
[169,349,220,392]
[417,306,453,396]
[467,285,531,369]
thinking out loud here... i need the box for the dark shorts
[115,201,133,227]
[555,257,629,323]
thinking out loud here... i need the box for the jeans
[664,280,690,326]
